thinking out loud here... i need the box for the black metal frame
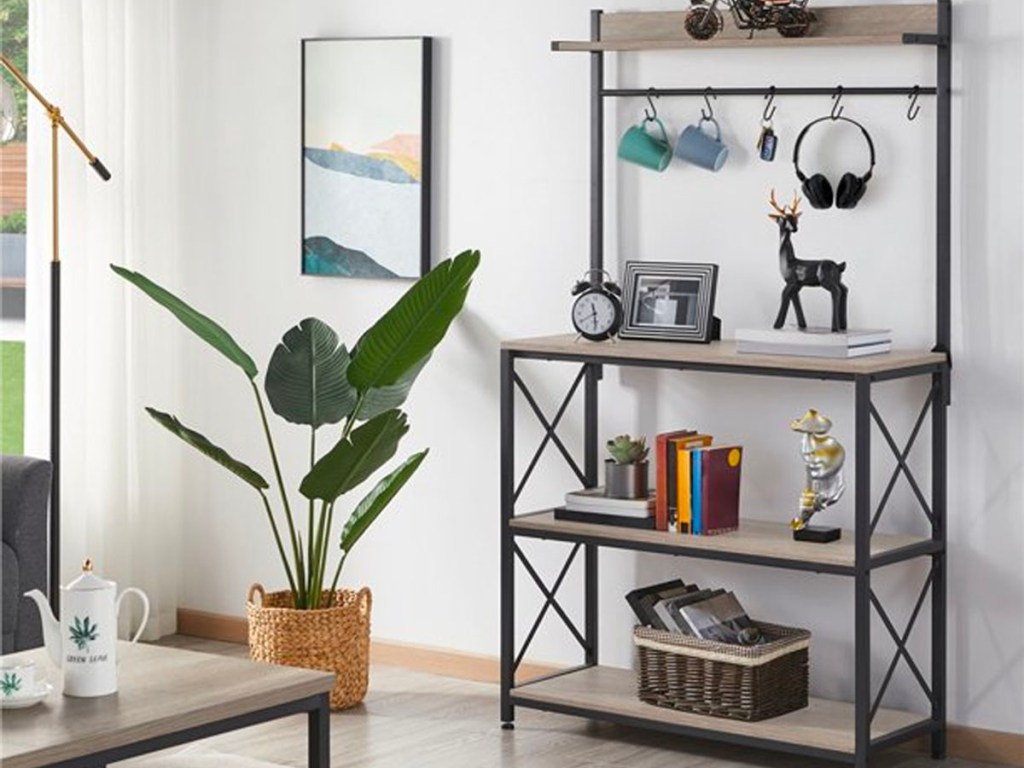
[501,3,952,766]
[41,692,330,768]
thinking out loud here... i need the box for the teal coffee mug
[618,117,672,172]
[675,117,729,172]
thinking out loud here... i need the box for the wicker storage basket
[634,621,810,722]
[247,583,371,710]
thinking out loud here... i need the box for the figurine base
[793,526,842,543]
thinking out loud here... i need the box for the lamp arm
[1,53,110,180]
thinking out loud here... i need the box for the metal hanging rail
[604,86,936,97]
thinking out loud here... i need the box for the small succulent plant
[606,434,648,464]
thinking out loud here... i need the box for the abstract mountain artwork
[302,38,432,279]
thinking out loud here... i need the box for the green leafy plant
[113,251,480,609]
[0,210,26,234]
[606,434,648,464]
[1,672,22,696]
[70,616,99,650]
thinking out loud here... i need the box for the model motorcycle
[685,0,815,41]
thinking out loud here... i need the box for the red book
[700,445,743,535]
[655,429,695,531]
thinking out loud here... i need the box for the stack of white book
[735,326,892,359]
[554,487,655,529]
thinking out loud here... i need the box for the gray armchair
[2,455,51,653]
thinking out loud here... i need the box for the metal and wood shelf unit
[499,4,952,768]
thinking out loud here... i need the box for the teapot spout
[23,590,61,668]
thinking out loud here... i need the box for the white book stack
[564,487,655,519]
[735,326,892,359]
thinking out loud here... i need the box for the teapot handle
[116,587,150,644]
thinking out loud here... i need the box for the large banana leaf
[356,354,430,422]
[265,318,356,428]
[299,409,409,502]
[112,265,258,379]
[340,450,428,555]
[145,407,268,489]
[347,250,479,391]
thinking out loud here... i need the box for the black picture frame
[300,37,432,279]
[620,261,719,343]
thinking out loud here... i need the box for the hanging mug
[618,117,672,172]
[675,117,729,172]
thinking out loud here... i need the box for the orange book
[655,430,694,531]
[674,435,713,533]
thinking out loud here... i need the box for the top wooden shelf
[552,4,938,52]
[501,334,947,380]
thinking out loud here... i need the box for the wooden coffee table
[0,641,335,768]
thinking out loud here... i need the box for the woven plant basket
[634,621,810,722]
[247,583,371,710]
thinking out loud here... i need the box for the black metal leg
[854,376,872,768]
[931,371,948,759]
[584,364,600,666]
[500,350,515,727]
[308,693,330,768]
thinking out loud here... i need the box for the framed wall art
[301,37,432,279]
[620,261,720,343]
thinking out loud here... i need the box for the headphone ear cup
[802,174,834,209]
[836,172,867,209]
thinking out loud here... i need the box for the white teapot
[24,559,149,697]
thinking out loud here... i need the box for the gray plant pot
[605,459,649,500]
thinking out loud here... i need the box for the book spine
[691,449,703,535]
[655,433,670,531]
[677,448,692,534]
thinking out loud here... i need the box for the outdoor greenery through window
[0,0,29,454]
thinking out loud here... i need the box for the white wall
[166,0,1023,735]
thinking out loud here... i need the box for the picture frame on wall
[301,37,432,279]
[620,261,720,343]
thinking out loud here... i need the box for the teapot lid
[66,558,114,591]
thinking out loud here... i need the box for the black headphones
[572,268,621,297]
[793,115,876,210]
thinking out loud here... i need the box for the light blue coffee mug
[674,117,729,172]
[618,117,672,172]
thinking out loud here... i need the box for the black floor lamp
[1,54,110,616]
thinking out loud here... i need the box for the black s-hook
[645,88,658,121]
[702,87,716,120]
[763,86,777,122]
[907,85,921,121]
[830,86,844,120]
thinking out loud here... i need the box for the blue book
[691,449,704,535]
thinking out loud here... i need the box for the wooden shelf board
[553,4,937,52]
[512,666,928,754]
[501,334,946,377]
[510,513,932,571]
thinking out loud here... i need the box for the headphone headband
[792,115,876,181]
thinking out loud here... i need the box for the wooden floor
[123,636,1009,768]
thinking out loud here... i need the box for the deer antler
[769,188,788,217]
[790,191,802,216]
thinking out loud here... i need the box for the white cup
[1,659,36,700]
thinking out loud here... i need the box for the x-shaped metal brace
[869,567,936,721]
[512,542,588,674]
[513,365,588,502]
[870,384,939,534]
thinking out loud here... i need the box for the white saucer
[1,681,53,709]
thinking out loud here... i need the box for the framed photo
[620,262,719,342]
[301,37,432,279]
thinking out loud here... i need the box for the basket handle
[357,586,372,617]
[247,582,266,607]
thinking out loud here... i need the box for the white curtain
[25,0,182,638]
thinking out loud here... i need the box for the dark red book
[655,429,695,531]
[700,445,743,535]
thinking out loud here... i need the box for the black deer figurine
[769,190,848,332]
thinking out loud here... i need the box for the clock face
[572,291,621,340]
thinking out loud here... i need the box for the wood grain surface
[553,4,938,51]
[501,334,946,377]
[0,642,334,768]
[513,665,927,754]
